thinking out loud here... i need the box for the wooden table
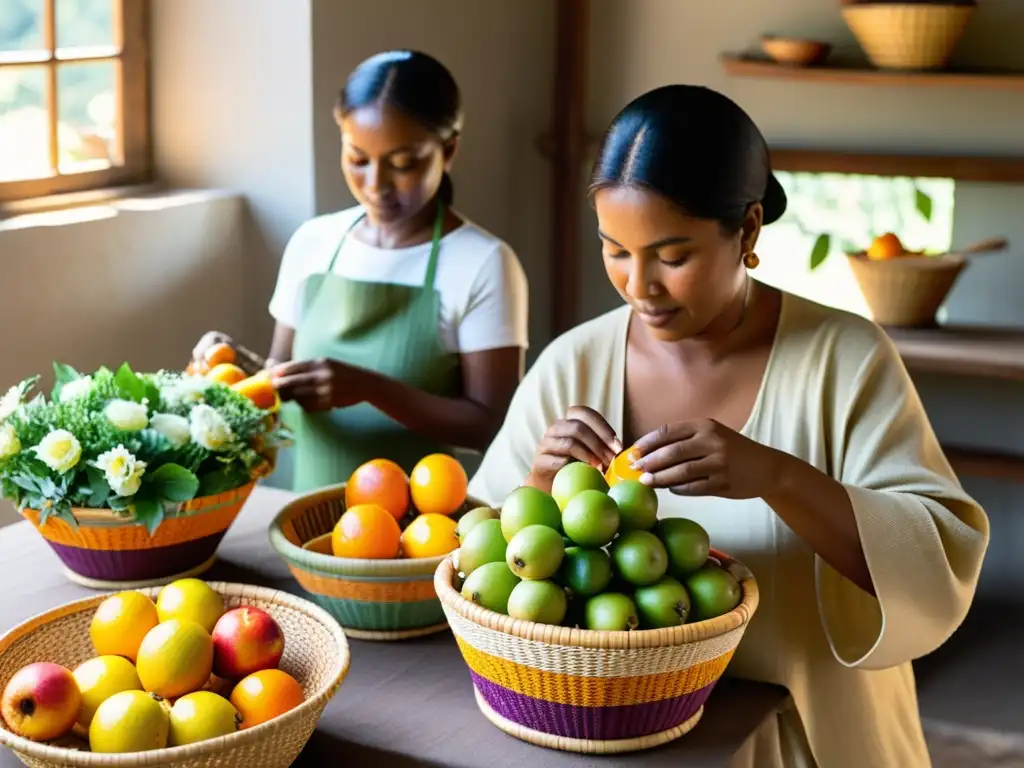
[0,487,789,767]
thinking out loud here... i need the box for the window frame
[0,0,151,204]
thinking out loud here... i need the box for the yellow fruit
[206,363,248,386]
[156,579,225,634]
[400,513,459,559]
[90,591,160,663]
[168,691,241,746]
[89,690,169,754]
[136,619,214,700]
[72,656,142,729]
[866,232,905,261]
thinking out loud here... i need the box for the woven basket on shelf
[0,582,351,768]
[435,550,759,754]
[841,3,976,70]
[269,483,490,641]
[847,252,967,326]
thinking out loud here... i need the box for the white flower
[0,423,20,459]
[94,445,147,497]
[33,429,82,473]
[189,404,234,451]
[0,385,21,422]
[105,399,149,431]
[161,376,209,408]
[59,376,93,402]
[150,413,191,448]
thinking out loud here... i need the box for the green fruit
[635,577,691,629]
[608,480,658,531]
[551,462,609,511]
[459,519,508,576]
[507,580,568,625]
[657,518,710,577]
[557,547,612,598]
[506,525,565,580]
[685,565,742,622]
[457,507,499,541]
[500,486,562,541]
[584,593,639,631]
[462,562,521,614]
[562,490,619,547]
[611,530,668,586]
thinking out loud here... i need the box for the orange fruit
[204,343,237,367]
[345,459,410,520]
[409,454,467,516]
[866,233,905,261]
[400,513,459,559]
[605,447,643,487]
[231,373,279,411]
[229,669,304,730]
[331,503,402,559]
[207,363,248,386]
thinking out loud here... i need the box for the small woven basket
[847,252,967,326]
[435,550,759,754]
[269,483,489,641]
[21,482,257,590]
[842,3,976,70]
[0,582,350,768]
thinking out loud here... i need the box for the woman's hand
[631,418,787,499]
[267,357,374,412]
[527,406,622,491]
[191,331,235,364]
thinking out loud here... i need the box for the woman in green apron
[192,50,529,490]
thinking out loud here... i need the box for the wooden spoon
[946,237,1009,259]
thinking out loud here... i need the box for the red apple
[211,607,284,680]
[1,662,82,741]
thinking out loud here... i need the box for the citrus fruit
[400,513,459,558]
[684,564,742,622]
[612,530,669,586]
[557,546,612,598]
[89,690,169,753]
[168,691,241,746]
[585,593,639,631]
[605,447,643,486]
[231,373,278,410]
[156,578,225,634]
[500,486,561,541]
[657,518,710,577]
[608,480,658,531]
[331,503,402,559]
[206,363,247,386]
[409,453,467,516]
[90,591,160,662]
[507,580,568,625]
[866,232,905,261]
[635,577,691,628]
[204,342,237,367]
[456,506,499,541]
[229,669,304,729]
[136,619,214,700]
[72,655,142,728]
[551,462,608,511]
[562,489,620,547]
[461,561,520,614]
[506,525,565,580]
[345,458,410,520]
[458,518,507,576]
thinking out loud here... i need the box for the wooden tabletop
[0,486,789,767]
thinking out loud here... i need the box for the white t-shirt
[268,206,529,354]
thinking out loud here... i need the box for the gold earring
[743,252,760,269]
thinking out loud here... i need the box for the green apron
[285,201,462,492]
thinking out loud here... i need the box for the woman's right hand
[527,406,623,492]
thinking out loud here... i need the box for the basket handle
[951,237,1009,258]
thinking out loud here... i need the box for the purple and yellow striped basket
[21,482,256,590]
[434,551,759,754]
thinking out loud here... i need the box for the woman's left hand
[267,358,373,412]
[631,419,788,499]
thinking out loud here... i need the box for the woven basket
[842,3,976,70]
[847,252,967,326]
[269,483,489,641]
[435,550,759,754]
[0,582,350,768]
[20,482,257,590]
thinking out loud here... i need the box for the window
[0,0,149,203]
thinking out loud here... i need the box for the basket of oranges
[269,453,491,641]
[0,578,350,768]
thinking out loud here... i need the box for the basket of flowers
[0,361,290,589]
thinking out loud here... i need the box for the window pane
[57,59,115,172]
[0,0,44,53]
[56,0,113,50]
[0,66,51,181]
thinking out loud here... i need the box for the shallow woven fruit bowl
[0,582,350,768]
[269,483,489,641]
[434,550,759,755]
[21,482,257,591]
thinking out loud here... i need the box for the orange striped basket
[20,482,256,590]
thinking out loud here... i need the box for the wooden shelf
[944,446,1024,484]
[887,325,1024,383]
[721,54,1024,92]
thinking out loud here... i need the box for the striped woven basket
[435,551,759,754]
[0,582,350,768]
[269,483,489,641]
[20,482,256,590]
